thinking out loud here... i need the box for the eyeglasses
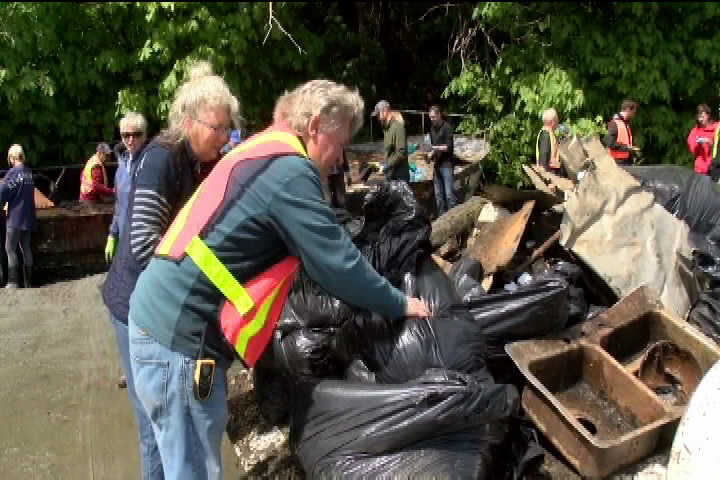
[121,131,145,139]
[193,117,232,137]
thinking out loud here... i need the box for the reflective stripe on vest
[155,124,306,366]
[608,118,632,160]
[80,155,107,195]
[536,126,560,169]
[713,126,720,161]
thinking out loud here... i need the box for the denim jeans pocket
[131,351,170,423]
[129,321,170,422]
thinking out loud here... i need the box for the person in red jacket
[687,104,718,175]
[79,142,115,203]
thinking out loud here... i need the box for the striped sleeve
[130,188,171,267]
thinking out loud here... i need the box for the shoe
[5,267,20,289]
[117,375,127,389]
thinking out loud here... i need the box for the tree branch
[263,2,305,54]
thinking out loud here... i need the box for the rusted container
[507,286,720,478]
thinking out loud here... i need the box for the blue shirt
[109,147,143,237]
[0,165,36,230]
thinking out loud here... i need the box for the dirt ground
[0,274,240,479]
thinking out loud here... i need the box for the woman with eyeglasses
[106,112,148,264]
[101,61,240,480]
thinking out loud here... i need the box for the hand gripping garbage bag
[290,369,520,479]
[357,257,489,383]
[355,181,432,287]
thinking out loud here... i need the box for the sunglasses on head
[121,131,144,139]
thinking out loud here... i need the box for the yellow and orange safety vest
[156,124,306,367]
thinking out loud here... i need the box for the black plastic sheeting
[626,165,720,235]
[290,370,519,480]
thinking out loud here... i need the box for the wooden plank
[467,200,535,274]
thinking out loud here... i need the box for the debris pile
[227,134,720,478]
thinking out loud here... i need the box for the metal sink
[507,286,720,478]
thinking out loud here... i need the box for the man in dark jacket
[428,106,456,215]
[373,100,409,183]
[607,99,639,165]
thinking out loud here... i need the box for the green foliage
[1,2,467,166]
[446,2,720,186]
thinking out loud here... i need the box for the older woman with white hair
[105,112,149,263]
[127,79,430,479]
[102,61,239,480]
[0,144,36,288]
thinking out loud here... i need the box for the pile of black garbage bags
[254,181,585,479]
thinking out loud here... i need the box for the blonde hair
[8,144,24,166]
[119,112,148,133]
[274,80,364,137]
[168,61,241,137]
[542,108,558,125]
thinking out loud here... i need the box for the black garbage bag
[356,257,489,383]
[280,269,358,331]
[465,278,569,361]
[626,165,720,235]
[687,249,720,346]
[355,181,432,287]
[252,364,291,424]
[272,325,345,379]
[688,291,720,346]
[449,255,486,302]
[345,359,377,383]
[290,369,519,479]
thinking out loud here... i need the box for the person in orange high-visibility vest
[127,80,430,479]
[79,142,115,203]
[607,99,639,166]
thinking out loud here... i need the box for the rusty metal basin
[589,299,719,411]
[507,286,720,477]
[511,341,672,478]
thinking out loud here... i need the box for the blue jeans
[129,317,228,480]
[433,164,456,215]
[111,314,164,480]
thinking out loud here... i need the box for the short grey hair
[168,61,241,137]
[119,112,147,133]
[542,108,558,125]
[274,80,364,138]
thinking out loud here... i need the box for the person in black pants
[429,106,456,215]
[0,144,36,288]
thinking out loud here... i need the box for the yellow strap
[235,284,281,357]
[185,235,255,316]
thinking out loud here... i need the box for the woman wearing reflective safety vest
[128,80,430,480]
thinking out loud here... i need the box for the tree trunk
[430,196,488,248]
